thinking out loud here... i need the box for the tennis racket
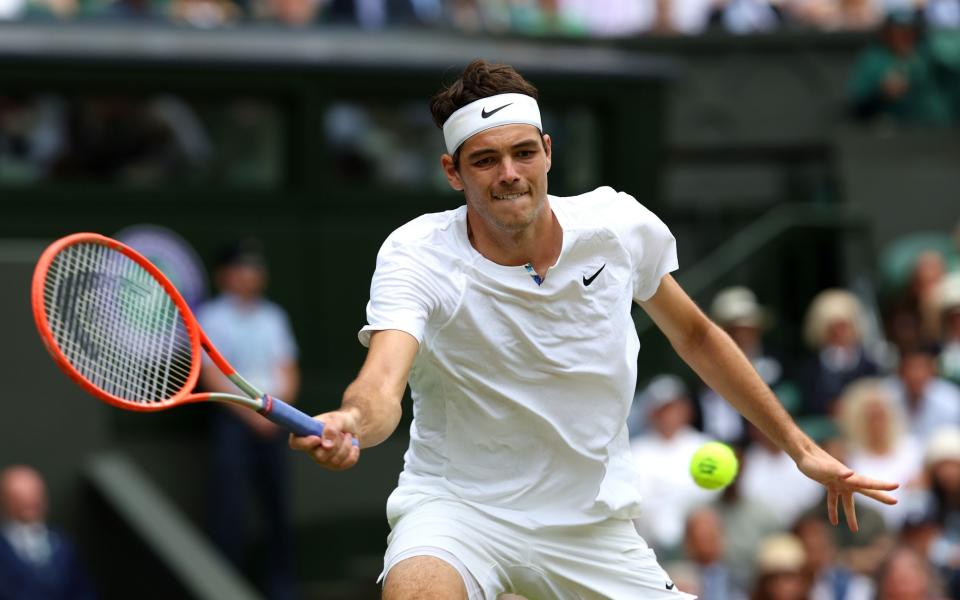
[31,232,349,442]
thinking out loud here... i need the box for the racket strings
[42,242,195,404]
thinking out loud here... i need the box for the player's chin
[493,207,538,231]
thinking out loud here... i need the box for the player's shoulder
[379,207,466,256]
[553,186,655,228]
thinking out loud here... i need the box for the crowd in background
[1,0,960,35]
[627,228,960,599]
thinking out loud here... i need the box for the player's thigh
[539,519,695,599]
[383,555,467,600]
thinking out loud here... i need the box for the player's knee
[382,555,468,600]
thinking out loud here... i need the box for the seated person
[0,465,96,600]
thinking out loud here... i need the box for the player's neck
[467,202,562,276]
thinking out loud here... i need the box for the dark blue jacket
[0,528,96,600]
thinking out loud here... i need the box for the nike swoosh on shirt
[582,264,605,287]
[666,582,676,590]
[481,103,512,118]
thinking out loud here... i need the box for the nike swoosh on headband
[481,103,512,119]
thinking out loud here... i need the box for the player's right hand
[289,409,360,471]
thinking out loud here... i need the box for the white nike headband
[441,93,543,156]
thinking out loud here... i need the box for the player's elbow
[670,314,713,358]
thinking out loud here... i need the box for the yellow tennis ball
[690,442,739,490]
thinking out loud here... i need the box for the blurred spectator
[886,249,949,352]
[750,533,809,600]
[886,344,960,439]
[899,503,948,588]
[0,0,76,20]
[838,0,884,30]
[640,0,720,35]
[875,545,948,599]
[197,239,300,600]
[925,0,960,28]
[252,0,320,25]
[739,424,823,529]
[914,426,960,597]
[698,287,785,445]
[320,0,371,26]
[836,377,923,529]
[0,95,66,184]
[715,0,783,34]
[847,10,954,126]
[631,375,719,556]
[92,0,162,19]
[786,0,882,31]
[935,273,960,384]
[793,513,875,600]
[799,289,880,416]
[914,251,950,342]
[443,0,485,33]
[555,0,647,37]
[324,0,442,28]
[0,465,96,600]
[168,0,240,27]
[683,505,748,600]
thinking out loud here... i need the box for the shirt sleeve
[611,191,678,302]
[358,240,439,348]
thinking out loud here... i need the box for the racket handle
[260,396,359,447]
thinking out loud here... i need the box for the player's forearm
[675,321,815,461]
[340,377,402,448]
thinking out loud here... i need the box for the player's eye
[473,157,495,167]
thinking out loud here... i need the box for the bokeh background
[1,1,958,599]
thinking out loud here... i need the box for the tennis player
[290,60,899,599]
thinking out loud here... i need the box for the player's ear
[441,154,464,191]
[542,134,552,174]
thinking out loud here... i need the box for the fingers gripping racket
[31,232,347,442]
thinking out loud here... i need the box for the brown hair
[430,59,539,129]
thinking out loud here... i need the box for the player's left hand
[795,444,899,532]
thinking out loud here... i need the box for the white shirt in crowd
[740,443,823,528]
[845,435,924,530]
[885,376,960,440]
[2,522,52,566]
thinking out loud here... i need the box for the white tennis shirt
[359,186,678,527]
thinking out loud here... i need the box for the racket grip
[260,396,359,446]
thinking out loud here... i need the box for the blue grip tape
[261,396,359,446]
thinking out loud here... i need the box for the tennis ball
[689,441,739,490]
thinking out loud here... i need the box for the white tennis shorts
[379,491,697,600]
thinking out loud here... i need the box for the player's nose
[497,157,521,183]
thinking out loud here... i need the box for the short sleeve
[358,241,439,347]
[612,192,678,302]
